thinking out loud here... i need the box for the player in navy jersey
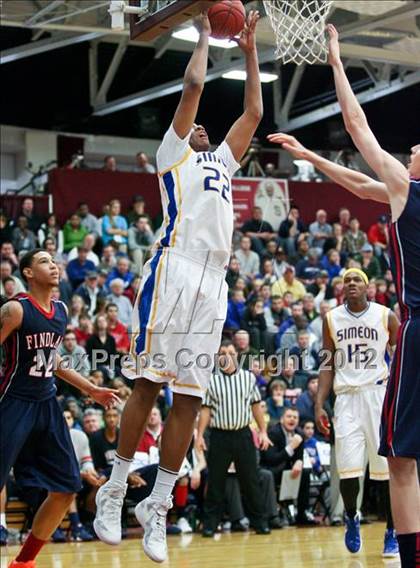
[0,249,120,568]
[268,26,420,568]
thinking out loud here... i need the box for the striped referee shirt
[203,369,262,430]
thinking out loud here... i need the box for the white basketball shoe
[93,480,127,545]
[135,496,173,563]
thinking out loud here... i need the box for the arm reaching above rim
[172,12,211,140]
[267,132,389,204]
[225,11,263,162]
[327,24,409,217]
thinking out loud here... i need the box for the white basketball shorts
[122,248,228,400]
[333,386,389,481]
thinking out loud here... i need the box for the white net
[263,0,333,65]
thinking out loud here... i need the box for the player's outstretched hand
[90,385,121,409]
[234,10,259,53]
[327,23,341,67]
[193,10,211,35]
[267,132,308,159]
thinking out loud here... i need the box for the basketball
[208,0,246,39]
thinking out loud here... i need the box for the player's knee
[133,377,161,399]
[172,393,201,420]
[49,491,75,507]
[388,456,417,478]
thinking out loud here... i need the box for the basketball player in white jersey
[315,268,400,557]
[94,10,264,563]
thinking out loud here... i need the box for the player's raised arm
[0,301,23,345]
[172,12,211,139]
[267,132,389,203]
[327,25,409,202]
[225,10,263,162]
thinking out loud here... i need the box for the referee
[196,340,272,536]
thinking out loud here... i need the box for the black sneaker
[255,525,271,535]
[231,521,248,532]
[296,511,317,526]
[202,528,215,538]
[269,516,284,529]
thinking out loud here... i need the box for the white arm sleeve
[214,141,241,178]
[156,123,191,173]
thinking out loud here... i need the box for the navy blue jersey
[389,180,420,319]
[1,294,67,402]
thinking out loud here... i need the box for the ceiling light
[222,70,279,83]
[172,27,237,49]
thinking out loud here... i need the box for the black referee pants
[203,427,266,531]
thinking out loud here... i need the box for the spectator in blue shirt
[67,247,96,289]
[308,209,332,255]
[321,248,342,280]
[266,379,290,422]
[295,248,322,286]
[102,199,128,248]
[225,289,246,332]
[275,302,304,350]
[296,374,332,439]
[289,330,319,372]
[296,374,319,423]
[105,256,134,291]
[302,420,322,474]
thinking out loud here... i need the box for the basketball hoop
[263,0,333,65]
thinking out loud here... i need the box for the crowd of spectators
[0,192,396,543]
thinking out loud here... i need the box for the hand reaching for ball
[267,132,309,160]
[235,10,259,53]
[193,11,211,35]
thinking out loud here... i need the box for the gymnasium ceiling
[1,0,419,151]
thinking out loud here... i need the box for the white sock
[109,453,132,485]
[0,513,6,528]
[150,466,178,502]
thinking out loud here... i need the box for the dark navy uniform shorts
[0,395,82,493]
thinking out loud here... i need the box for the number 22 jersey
[155,124,241,270]
[326,301,390,393]
[1,294,67,402]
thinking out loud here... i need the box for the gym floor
[1,523,400,568]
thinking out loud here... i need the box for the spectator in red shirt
[106,303,130,353]
[74,313,93,348]
[367,215,389,257]
[137,407,163,455]
[375,279,390,306]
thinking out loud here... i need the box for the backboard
[129,0,214,42]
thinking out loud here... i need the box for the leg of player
[388,457,420,567]
[379,480,399,558]
[94,378,161,545]
[340,477,362,553]
[135,393,201,562]
[10,492,73,567]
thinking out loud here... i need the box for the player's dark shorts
[379,312,420,458]
[0,395,82,493]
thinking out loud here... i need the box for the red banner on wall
[232,177,289,231]
[45,169,387,232]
